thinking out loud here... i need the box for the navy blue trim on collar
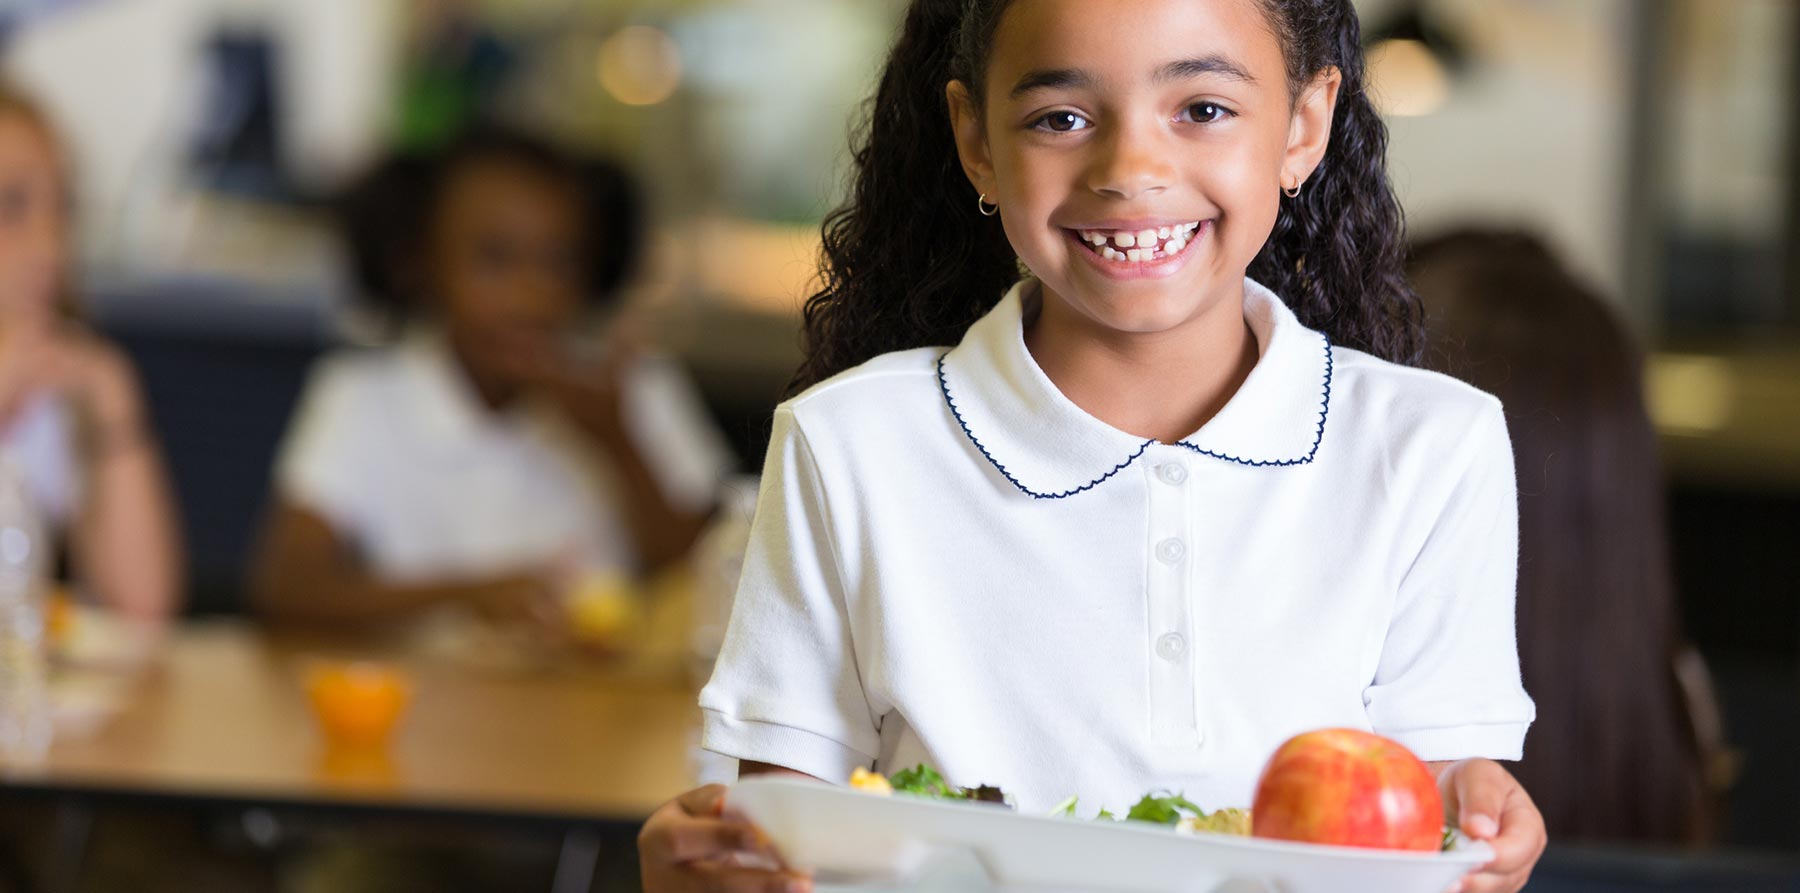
[936,333,1334,500]
[937,354,1153,500]
[1174,332,1334,468]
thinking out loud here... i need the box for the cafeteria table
[0,617,704,892]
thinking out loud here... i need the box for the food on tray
[849,766,892,795]
[856,764,1012,805]
[844,731,1454,852]
[1119,792,1251,835]
[850,767,1250,834]
[1251,728,1444,852]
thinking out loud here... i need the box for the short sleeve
[274,356,376,539]
[697,407,878,782]
[620,355,736,514]
[1364,402,1536,761]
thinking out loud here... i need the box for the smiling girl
[641,1,1545,891]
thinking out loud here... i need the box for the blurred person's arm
[250,501,561,630]
[67,338,183,620]
[568,404,713,573]
[252,353,564,629]
[526,343,725,575]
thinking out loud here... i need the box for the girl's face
[950,0,1338,336]
[0,112,68,328]
[426,159,585,388]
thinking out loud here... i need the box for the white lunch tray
[730,777,1491,893]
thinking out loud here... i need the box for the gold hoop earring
[977,193,1000,217]
[1283,179,1303,199]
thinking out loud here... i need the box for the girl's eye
[1032,111,1091,133]
[1180,102,1233,124]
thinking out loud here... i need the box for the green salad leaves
[887,765,1007,804]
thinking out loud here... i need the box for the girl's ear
[1283,67,1343,190]
[947,80,996,196]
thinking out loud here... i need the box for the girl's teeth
[1078,222,1202,263]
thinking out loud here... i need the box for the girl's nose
[1087,124,1175,201]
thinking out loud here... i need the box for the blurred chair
[1410,229,1727,846]
[89,275,335,616]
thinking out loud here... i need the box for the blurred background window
[1637,0,1797,332]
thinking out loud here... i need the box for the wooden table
[4,618,705,891]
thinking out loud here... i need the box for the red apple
[1251,728,1443,851]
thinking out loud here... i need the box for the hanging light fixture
[1364,2,1469,118]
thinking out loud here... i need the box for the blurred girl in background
[1411,228,1724,845]
[253,127,733,637]
[0,82,183,621]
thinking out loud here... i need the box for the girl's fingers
[1457,860,1533,893]
[1487,787,1548,873]
[1450,760,1509,841]
[675,783,729,817]
[659,817,767,863]
[1451,784,1544,893]
[687,862,812,893]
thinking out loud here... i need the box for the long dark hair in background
[1412,228,1716,845]
[791,0,1422,393]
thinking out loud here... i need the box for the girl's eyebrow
[1156,54,1258,86]
[1009,67,1094,100]
[1009,54,1257,100]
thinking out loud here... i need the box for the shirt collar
[937,277,1334,499]
[400,328,532,443]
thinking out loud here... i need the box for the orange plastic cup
[304,662,412,749]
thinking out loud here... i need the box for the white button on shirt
[700,277,1534,814]
[276,333,733,585]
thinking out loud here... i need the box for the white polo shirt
[699,277,1534,814]
[276,332,734,584]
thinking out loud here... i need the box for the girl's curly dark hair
[791,0,1422,393]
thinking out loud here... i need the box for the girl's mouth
[1068,221,1203,264]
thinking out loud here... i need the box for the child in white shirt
[643,2,1547,891]
[255,130,732,634]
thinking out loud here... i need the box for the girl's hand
[639,784,812,893]
[0,325,137,431]
[497,320,646,449]
[1438,758,1546,893]
[0,323,78,425]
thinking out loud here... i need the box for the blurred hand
[1440,759,1546,893]
[0,325,135,430]
[499,321,645,448]
[639,784,811,893]
[0,323,76,425]
[468,573,567,644]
